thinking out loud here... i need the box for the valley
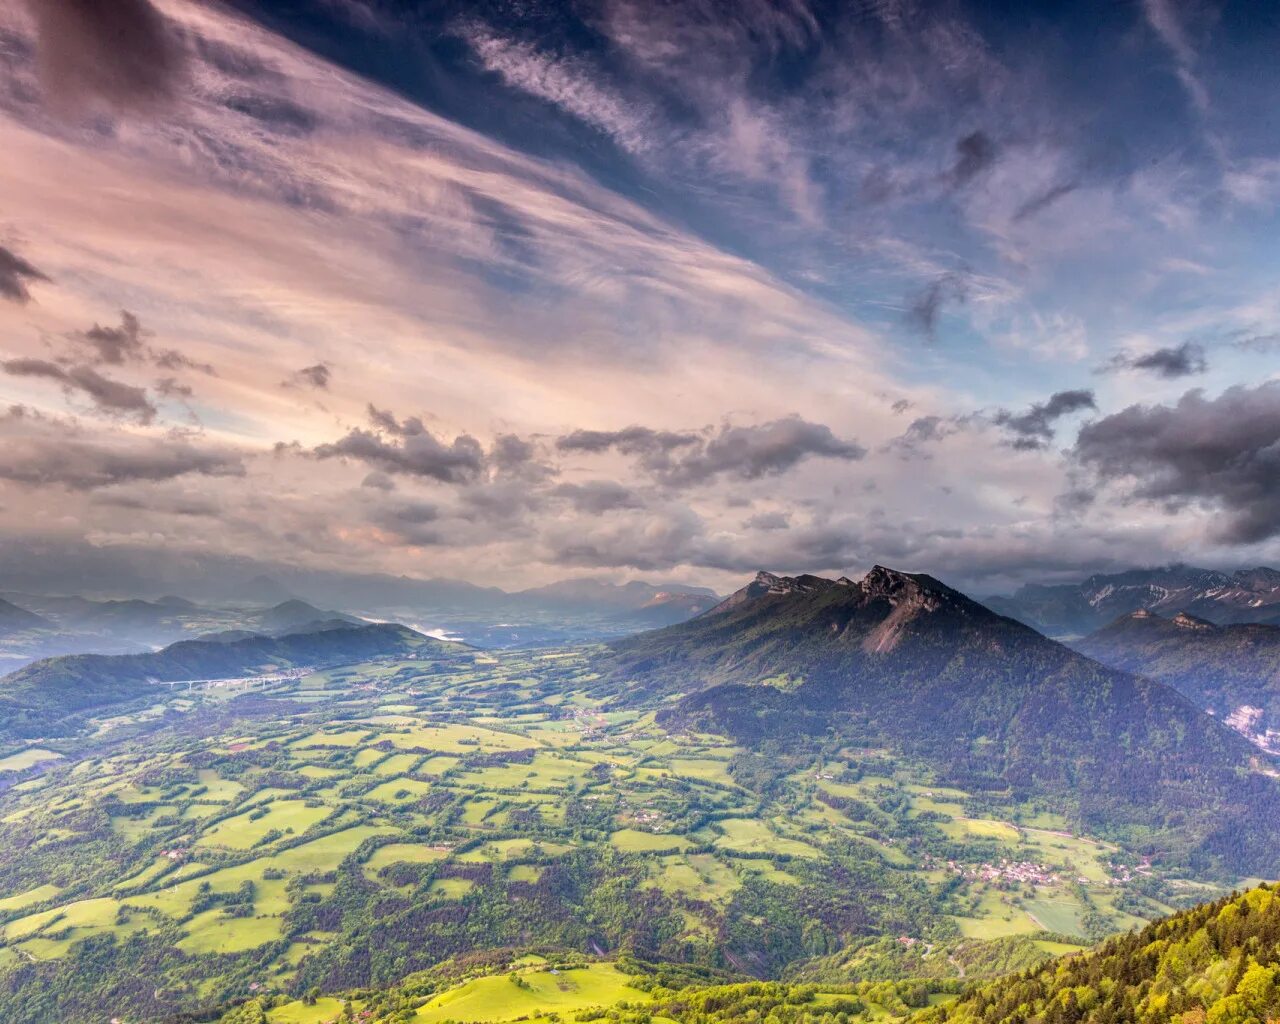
[0,635,1247,1022]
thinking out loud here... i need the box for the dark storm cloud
[948,131,998,188]
[0,408,244,490]
[0,245,49,303]
[22,0,187,114]
[1102,341,1208,379]
[2,358,156,422]
[549,480,643,513]
[1073,381,1280,544]
[994,389,1096,450]
[558,418,864,486]
[905,273,967,341]
[313,427,485,483]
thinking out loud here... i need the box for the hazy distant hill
[1074,609,1280,753]
[0,597,48,637]
[600,567,1280,874]
[0,622,447,741]
[988,564,1280,635]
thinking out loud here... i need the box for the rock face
[599,565,1280,876]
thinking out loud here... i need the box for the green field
[0,642,1233,1023]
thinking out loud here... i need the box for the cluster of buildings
[942,857,1061,887]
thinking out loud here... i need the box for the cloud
[153,349,216,375]
[0,245,49,303]
[994,389,1096,450]
[671,418,865,484]
[1103,341,1208,379]
[312,426,486,483]
[1073,381,1280,544]
[366,405,429,437]
[368,499,442,546]
[744,510,789,530]
[1012,181,1079,222]
[557,426,702,458]
[1141,0,1210,116]
[558,417,865,486]
[0,408,244,490]
[1,358,157,422]
[905,273,968,341]
[543,504,707,571]
[549,480,643,514]
[489,433,552,481]
[21,0,188,114]
[948,131,998,188]
[77,311,146,365]
[460,24,654,156]
[883,414,966,457]
[283,363,332,390]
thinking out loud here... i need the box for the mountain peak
[1172,611,1215,630]
[860,565,939,598]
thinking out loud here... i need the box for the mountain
[0,622,448,741]
[1073,610,1280,754]
[249,598,362,634]
[0,597,48,637]
[614,588,722,628]
[514,577,718,611]
[988,564,1280,636]
[923,885,1280,1024]
[600,567,1280,874]
[226,573,298,606]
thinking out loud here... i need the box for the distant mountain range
[600,567,1280,875]
[0,621,449,742]
[0,593,369,670]
[0,574,720,661]
[1073,610,1280,755]
[987,565,1280,635]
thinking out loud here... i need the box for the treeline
[922,884,1280,1024]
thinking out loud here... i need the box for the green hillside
[219,886,1280,1024]
[598,569,1280,876]
[922,884,1280,1024]
[1073,612,1280,730]
[0,623,446,741]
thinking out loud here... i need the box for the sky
[1,0,1279,595]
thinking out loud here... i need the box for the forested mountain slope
[1073,611,1280,753]
[599,568,1280,875]
[922,885,1280,1024]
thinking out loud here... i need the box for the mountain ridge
[988,563,1280,635]
[0,621,454,742]
[599,566,1280,874]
